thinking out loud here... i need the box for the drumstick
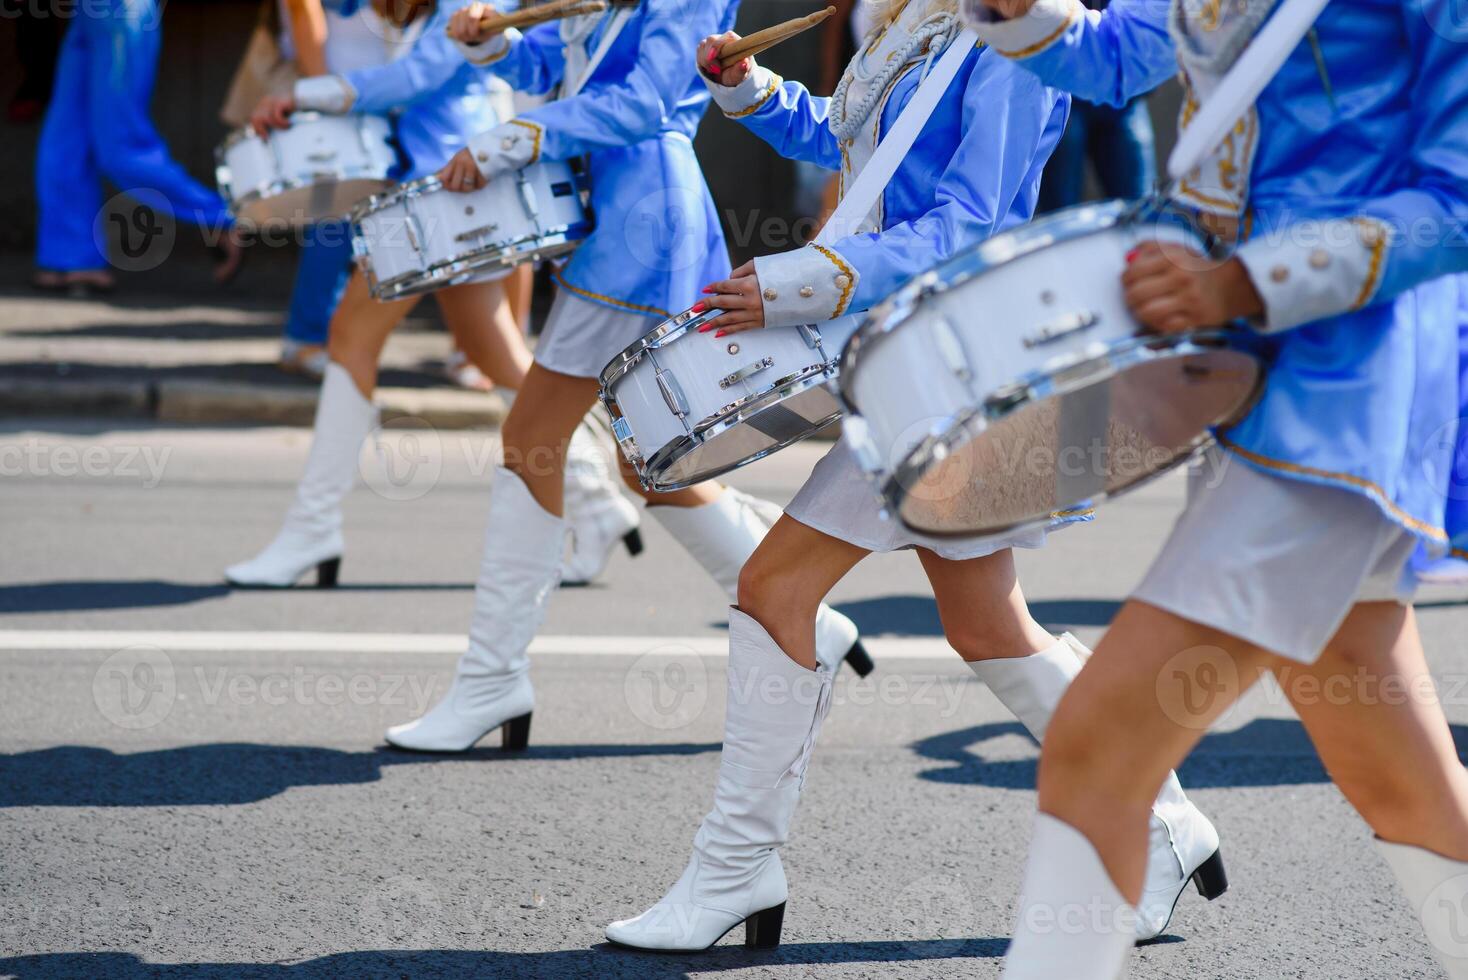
[466,0,608,35]
[718,6,835,69]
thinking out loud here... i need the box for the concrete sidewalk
[0,284,512,429]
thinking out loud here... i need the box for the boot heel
[316,557,341,588]
[843,639,874,678]
[744,902,785,949]
[1191,849,1228,900]
[500,712,532,751]
[622,527,644,557]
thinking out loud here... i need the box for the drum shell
[351,161,592,300]
[216,113,396,227]
[603,312,840,490]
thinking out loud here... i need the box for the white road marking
[0,630,959,659]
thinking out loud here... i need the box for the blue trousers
[285,222,355,346]
[35,0,231,271]
[1037,97,1158,212]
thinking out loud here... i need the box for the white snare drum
[216,112,396,227]
[839,200,1266,538]
[600,306,845,492]
[351,161,592,301]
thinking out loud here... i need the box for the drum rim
[217,111,392,154]
[869,330,1267,538]
[597,305,722,390]
[364,226,590,301]
[621,364,841,492]
[837,200,1141,408]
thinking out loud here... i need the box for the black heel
[315,557,341,588]
[843,639,874,678]
[744,902,785,949]
[1191,849,1228,900]
[500,712,532,751]
[622,527,644,557]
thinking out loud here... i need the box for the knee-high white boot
[1377,838,1468,978]
[383,467,562,752]
[225,362,376,588]
[1003,813,1137,980]
[969,634,1227,940]
[606,608,833,951]
[561,420,642,585]
[647,487,873,677]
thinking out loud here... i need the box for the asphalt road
[2,419,1466,979]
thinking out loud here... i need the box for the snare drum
[600,307,846,491]
[216,112,396,227]
[839,200,1266,538]
[351,161,592,301]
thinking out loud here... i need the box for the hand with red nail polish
[696,31,750,87]
[696,259,765,337]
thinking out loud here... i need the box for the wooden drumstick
[718,6,835,69]
[467,0,608,35]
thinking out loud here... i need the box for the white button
[834,274,851,290]
[799,286,814,298]
[501,137,516,151]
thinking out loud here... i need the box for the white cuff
[1235,217,1391,333]
[454,29,517,66]
[962,0,1083,59]
[293,75,356,113]
[704,64,781,119]
[466,118,542,180]
[753,245,859,328]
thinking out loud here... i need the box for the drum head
[236,178,393,229]
[890,343,1264,537]
[648,385,842,491]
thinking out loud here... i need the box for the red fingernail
[715,330,727,338]
[1126,248,1140,263]
[701,286,714,294]
[698,323,715,332]
[691,301,706,313]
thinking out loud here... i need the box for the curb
[2,378,511,430]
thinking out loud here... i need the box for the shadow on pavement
[0,580,494,613]
[0,743,721,808]
[0,939,1009,978]
[833,596,1122,638]
[912,717,1468,790]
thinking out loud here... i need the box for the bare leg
[1038,600,1276,899]
[435,279,532,390]
[1275,603,1468,859]
[917,548,1058,661]
[499,363,603,515]
[325,269,421,397]
[505,263,535,332]
[613,451,724,509]
[736,515,870,668]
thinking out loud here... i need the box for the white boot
[606,608,833,951]
[561,420,642,585]
[1377,838,1468,978]
[1003,813,1136,980]
[384,467,562,752]
[647,487,873,677]
[969,634,1226,941]
[226,362,375,588]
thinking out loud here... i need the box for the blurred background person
[34,0,243,296]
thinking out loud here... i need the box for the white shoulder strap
[1166,0,1329,182]
[563,7,633,100]
[815,27,978,248]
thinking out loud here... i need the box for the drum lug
[797,324,823,351]
[656,368,692,430]
[842,415,884,476]
[1023,311,1101,349]
[516,172,541,231]
[931,315,973,384]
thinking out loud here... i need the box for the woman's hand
[976,0,1041,19]
[448,2,502,45]
[437,148,488,193]
[697,260,765,336]
[250,94,296,137]
[696,31,752,87]
[1122,242,1263,335]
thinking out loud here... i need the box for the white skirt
[785,439,1055,561]
[1134,447,1418,664]
[534,288,659,379]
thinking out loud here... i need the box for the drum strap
[814,26,978,248]
[562,7,634,100]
